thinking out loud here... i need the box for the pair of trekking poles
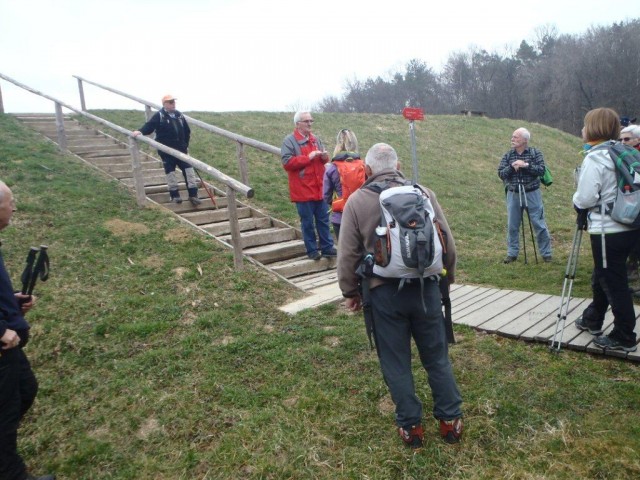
[19,245,50,304]
[515,178,539,265]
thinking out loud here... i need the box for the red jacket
[281,130,327,202]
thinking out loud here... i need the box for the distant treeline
[317,19,640,135]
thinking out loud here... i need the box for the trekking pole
[550,212,586,352]
[522,187,539,264]
[20,247,39,295]
[518,182,529,265]
[402,107,425,184]
[195,170,218,209]
[26,245,49,296]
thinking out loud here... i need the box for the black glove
[574,205,588,230]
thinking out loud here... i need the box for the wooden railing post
[54,102,67,152]
[226,186,243,269]
[145,105,153,121]
[128,138,147,207]
[77,77,86,111]
[0,82,4,114]
[236,141,249,187]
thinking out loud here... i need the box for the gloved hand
[574,205,588,230]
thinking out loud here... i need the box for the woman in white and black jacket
[573,107,640,352]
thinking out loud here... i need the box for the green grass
[2,112,639,479]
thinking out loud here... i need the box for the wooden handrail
[73,75,281,156]
[0,72,253,198]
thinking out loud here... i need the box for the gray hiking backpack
[367,180,444,280]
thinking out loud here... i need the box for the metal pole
[409,121,419,184]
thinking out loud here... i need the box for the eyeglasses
[620,137,632,142]
[298,120,314,124]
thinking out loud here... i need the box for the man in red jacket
[281,112,336,260]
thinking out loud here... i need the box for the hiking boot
[322,248,337,258]
[575,315,603,335]
[543,256,553,263]
[308,251,321,261]
[592,335,638,352]
[503,256,517,264]
[170,196,183,204]
[440,418,463,444]
[189,196,202,206]
[398,424,423,449]
[26,474,56,480]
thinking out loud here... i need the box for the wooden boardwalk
[280,283,640,362]
[450,284,640,362]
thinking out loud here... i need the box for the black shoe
[398,424,423,449]
[575,316,603,335]
[189,196,202,206]
[308,251,321,260]
[322,248,337,257]
[503,256,517,264]
[170,196,183,204]
[593,335,637,352]
[543,256,553,263]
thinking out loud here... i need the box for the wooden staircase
[15,114,340,297]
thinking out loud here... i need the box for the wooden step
[243,239,306,264]
[270,255,337,278]
[219,227,297,249]
[203,216,272,236]
[181,206,248,225]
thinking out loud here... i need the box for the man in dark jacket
[337,143,463,449]
[133,95,201,206]
[0,181,55,480]
[497,128,552,263]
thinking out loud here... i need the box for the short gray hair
[621,125,640,138]
[514,128,531,141]
[365,143,398,175]
[293,111,310,125]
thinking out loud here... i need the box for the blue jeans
[295,200,334,255]
[506,188,552,258]
[370,281,463,427]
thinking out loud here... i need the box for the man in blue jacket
[0,181,54,480]
[133,95,201,206]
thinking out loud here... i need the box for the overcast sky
[0,0,634,113]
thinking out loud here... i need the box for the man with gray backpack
[337,143,463,449]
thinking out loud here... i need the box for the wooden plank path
[449,284,640,362]
[281,283,640,363]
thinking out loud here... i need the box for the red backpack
[331,159,366,212]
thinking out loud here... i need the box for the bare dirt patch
[141,255,164,269]
[105,218,150,237]
[164,228,193,244]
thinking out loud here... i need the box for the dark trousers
[370,281,462,428]
[158,150,198,198]
[0,348,38,480]
[582,230,640,343]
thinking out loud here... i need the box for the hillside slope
[2,113,640,480]
[91,110,588,296]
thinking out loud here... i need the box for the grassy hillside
[92,109,588,296]
[2,112,639,480]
